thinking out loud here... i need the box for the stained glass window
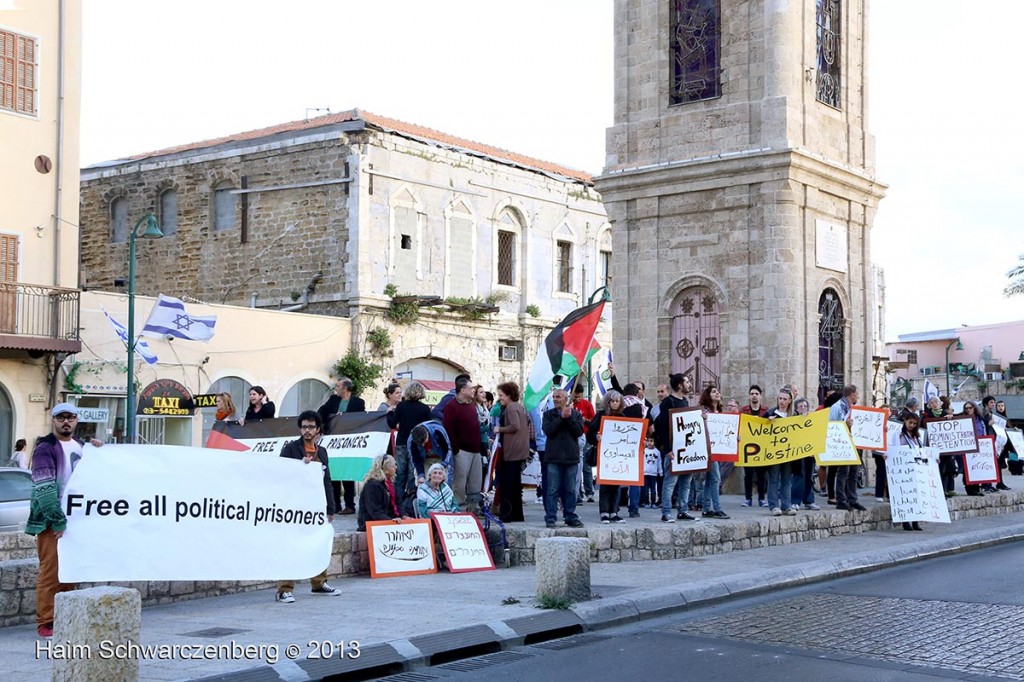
[816,0,842,109]
[670,0,721,105]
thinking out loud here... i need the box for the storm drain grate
[374,673,441,682]
[437,650,536,672]
[529,633,611,651]
[178,627,250,638]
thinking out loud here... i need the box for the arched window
[158,189,178,237]
[109,197,128,243]
[818,289,845,402]
[0,382,12,464]
[279,379,331,418]
[201,376,251,445]
[670,286,721,392]
[494,207,524,290]
[212,181,236,232]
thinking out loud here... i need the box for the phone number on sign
[36,640,361,664]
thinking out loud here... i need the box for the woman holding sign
[588,390,627,524]
[961,401,988,497]
[698,385,729,519]
[764,389,797,516]
[897,411,925,531]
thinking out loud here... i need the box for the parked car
[0,467,32,532]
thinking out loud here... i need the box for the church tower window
[669,0,721,105]
[815,0,842,109]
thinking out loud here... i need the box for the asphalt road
[378,541,1024,682]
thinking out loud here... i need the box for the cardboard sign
[816,422,861,466]
[850,406,889,451]
[59,445,334,581]
[706,413,740,461]
[992,423,1009,455]
[1007,429,1024,461]
[430,512,495,573]
[887,446,951,524]
[366,519,437,578]
[597,416,646,485]
[736,410,828,467]
[991,413,1008,429]
[925,417,978,455]
[963,436,999,485]
[668,408,711,474]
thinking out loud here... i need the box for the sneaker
[601,515,610,524]
[741,499,752,507]
[827,498,837,505]
[771,507,782,516]
[876,497,885,503]
[849,502,867,511]
[805,503,821,510]
[565,518,584,528]
[276,591,295,604]
[587,496,595,503]
[782,508,796,516]
[610,515,626,523]
[677,511,695,521]
[715,511,730,519]
[628,511,640,518]
[791,504,801,511]
[758,499,768,507]
[545,521,556,528]
[311,583,341,596]
[37,624,53,638]
[835,503,850,510]
[661,515,676,523]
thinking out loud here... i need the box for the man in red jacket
[443,377,483,511]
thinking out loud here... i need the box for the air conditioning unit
[983,372,1003,382]
[921,367,939,376]
[499,344,519,361]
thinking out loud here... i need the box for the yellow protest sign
[736,410,829,467]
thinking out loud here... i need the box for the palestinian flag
[523,300,606,411]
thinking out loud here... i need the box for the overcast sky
[77,0,1023,339]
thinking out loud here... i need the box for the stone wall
[4,492,1021,628]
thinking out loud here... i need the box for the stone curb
[190,522,1024,682]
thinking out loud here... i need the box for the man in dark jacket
[274,410,339,603]
[654,373,696,523]
[318,377,365,515]
[541,389,585,528]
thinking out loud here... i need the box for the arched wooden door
[671,286,721,392]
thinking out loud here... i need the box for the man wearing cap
[25,403,103,638]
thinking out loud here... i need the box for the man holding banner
[829,385,867,511]
[275,411,340,603]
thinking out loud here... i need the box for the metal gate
[671,286,721,392]
[817,289,845,403]
[136,416,166,445]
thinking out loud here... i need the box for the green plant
[535,595,575,610]
[384,283,419,325]
[976,380,988,394]
[289,291,301,302]
[501,596,521,606]
[63,361,84,393]
[366,327,393,356]
[525,304,541,318]
[331,349,385,396]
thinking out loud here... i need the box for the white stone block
[52,587,141,682]
[535,537,590,603]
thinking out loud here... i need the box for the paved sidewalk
[2,506,1022,682]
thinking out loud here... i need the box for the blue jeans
[767,463,793,511]
[394,444,416,497]
[627,485,641,514]
[661,455,692,517]
[544,462,579,524]
[643,475,659,506]
[688,472,705,507]
[702,462,722,513]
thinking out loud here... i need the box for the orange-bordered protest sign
[850,406,890,451]
[963,435,999,485]
[596,416,647,486]
[365,518,437,578]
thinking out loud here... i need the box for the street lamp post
[126,213,164,443]
[944,338,964,399]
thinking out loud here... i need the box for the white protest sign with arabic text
[707,413,740,461]
[597,416,646,486]
[887,446,950,524]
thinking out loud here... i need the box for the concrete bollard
[52,586,141,682]
[535,537,590,603]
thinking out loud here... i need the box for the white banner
[1008,429,1024,461]
[887,446,951,524]
[816,422,861,465]
[992,423,1009,454]
[669,408,710,474]
[59,445,334,582]
[430,512,494,573]
[706,413,739,460]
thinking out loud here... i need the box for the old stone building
[595,0,886,403]
[79,110,611,398]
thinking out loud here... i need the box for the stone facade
[596,0,887,402]
[79,111,611,393]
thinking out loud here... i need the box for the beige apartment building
[0,1,82,460]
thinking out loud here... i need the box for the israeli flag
[141,294,216,342]
[924,379,940,403]
[101,307,158,365]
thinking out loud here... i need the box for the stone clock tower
[595,0,887,402]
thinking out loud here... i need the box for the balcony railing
[0,282,81,353]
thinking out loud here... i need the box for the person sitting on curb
[274,410,340,603]
[357,455,405,531]
[416,463,460,518]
